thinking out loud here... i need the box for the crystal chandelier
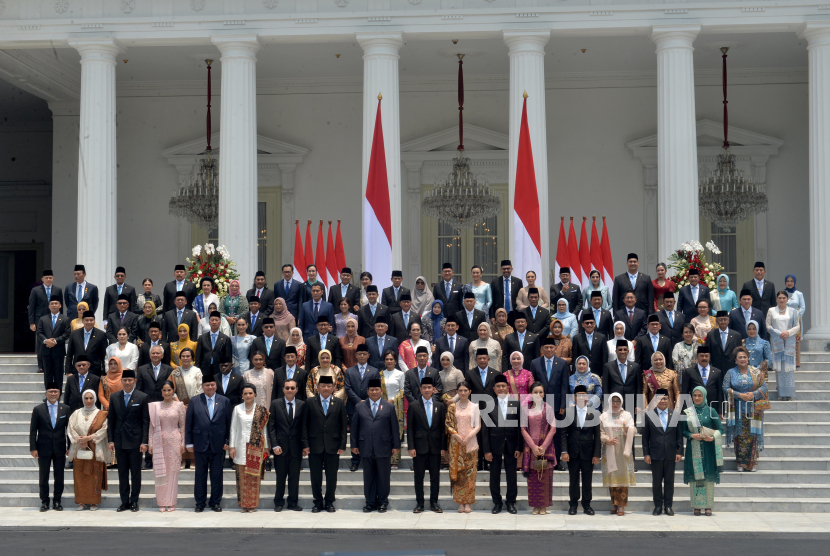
[421,54,501,229]
[698,48,768,228]
[169,59,219,231]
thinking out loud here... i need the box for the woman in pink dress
[504,351,534,403]
[148,380,186,511]
[521,381,557,515]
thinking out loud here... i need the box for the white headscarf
[82,389,98,414]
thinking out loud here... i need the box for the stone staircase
[1,353,829,512]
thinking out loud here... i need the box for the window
[699,215,755,287]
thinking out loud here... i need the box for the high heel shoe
[610,505,617,514]
[532,507,540,515]
[540,507,546,515]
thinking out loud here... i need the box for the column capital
[211,34,262,58]
[68,38,124,60]
[356,32,403,56]
[799,23,830,47]
[650,25,701,49]
[503,30,550,53]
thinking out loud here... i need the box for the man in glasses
[267,378,309,512]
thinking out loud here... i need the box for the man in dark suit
[730,289,770,341]
[357,285,389,338]
[344,344,380,471]
[351,377,401,512]
[582,290,614,339]
[466,348,500,470]
[489,260,523,320]
[366,316,400,370]
[273,347,308,402]
[36,295,70,391]
[482,374,522,514]
[676,268,711,324]
[614,291,648,340]
[523,288,552,340]
[29,269,63,373]
[268,378,309,511]
[390,293,423,344]
[137,322,171,367]
[642,389,684,516]
[612,253,654,313]
[457,291,487,341]
[136,344,174,469]
[407,376,446,513]
[403,346,443,404]
[304,315,342,370]
[602,340,643,414]
[275,264,305,318]
[65,313,108,377]
[246,271,276,317]
[705,310,742,374]
[215,355,244,407]
[162,264,197,312]
[381,270,409,316]
[107,369,150,512]
[64,356,101,413]
[185,374,232,512]
[432,316,469,371]
[432,262,463,317]
[657,292,685,347]
[64,264,100,321]
[682,346,725,416]
[29,382,70,511]
[240,296,264,338]
[328,266,361,314]
[530,338,570,467]
[550,267,583,316]
[635,314,674,371]
[571,313,609,376]
[105,294,140,343]
[560,385,601,515]
[306,375,348,512]
[249,317,287,371]
[161,291,199,344]
[741,261,776,315]
[299,283,336,340]
[501,313,540,371]
[102,267,137,326]
[195,311,232,375]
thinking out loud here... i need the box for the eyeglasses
[284,386,297,391]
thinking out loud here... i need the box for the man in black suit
[328,267,361,314]
[366,316,399,370]
[65,313,108,377]
[162,264,197,312]
[614,291,648,340]
[273,347,308,402]
[501,313,540,371]
[571,313,609,376]
[64,356,101,413]
[304,315,342,370]
[682,345,724,415]
[381,270,409,316]
[64,264,99,320]
[275,264,305,318]
[249,317,286,371]
[482,374,522,514]
[742,261,777,315]
[240,296,264,338]
[432,316,469,371]
[215,355,244,407]
[530,338,570,467]
[105,294,140,343]
[635,314,674,371]
[432,262,463,317]
[29,269,63,373]
[102,267,137,326]
[351,377,401,512]
[186,374,232,512]
[195,311,232,375]
[357,285,389,338]
[457,291,487,341]
[137,322,171,367]
[466,348,499,470]
[705,310,742,374]
[551,267,583,316]
[602,340,643,414]
[658,292,685,347]
[136,344,174,469]
[730,289,770,341]
[489,259,523,320]
[246,271,276,317]
[523,287,552,340]
[676,268,711,324]
[560,385,601,516]
[407,376,446,513]
[344,344,380,471]
[107,369,150,512]
[268,378,309,511]
[161,291,198,344]
[36,294,70,391]
[403,346,443,404]
[582,290,614,339]
[29,382,70,511]
[642,389,684,516]
[390,293,423,344]
[612,253,654,313]
[306,375,348,512]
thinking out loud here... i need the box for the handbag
[532,457,549,471]
[76,447,94,460]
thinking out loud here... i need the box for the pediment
[627,119,783,158]
[401,125,508,153]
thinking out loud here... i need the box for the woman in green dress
[683,386,724,516]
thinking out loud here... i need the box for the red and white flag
[567,217,582,288]
[512,95,543,287]
[304,220,314,281]
[363,96,393,290]
[293,220,306,282]
[326,221,338,287]
[601,217,614,295]
[554,217,569,279]
[315,220,328,288]
[335,220,347,275]
[590,217,603,277]
[579,217,592,288]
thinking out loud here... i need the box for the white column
[651,25,701,265]
[279,163,297,266]
[357,32,403,290]
[211,35,261,287]
[404,161,423,280]
[48,101,80,280]
[69,39,121,320]
[801,24,830,344]
[504,30,550,290]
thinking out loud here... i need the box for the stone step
[763,410,830,423]
[0,382,54,392]
[795,352,830,363]
[768,390,830,401]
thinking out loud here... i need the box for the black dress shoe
[413,504,424,513]
[212,505,222,512]
[53,502,63,511]
[143,462,153,470]
[117,503,129,512]
[652,507,662,516]
[326,504,335,513]
[378,504,388,513]
[664,507,674,516]
[65,461,73,470]
[583,506,595,516]
[553,463,566,471]
[195,505,205,513]
[130,503,139,512]
[363,505,375,513]
[506,503,517,515]
[430,503,443,513]
[274,505,283,512]
[568,506,578,515]
[311,505,323,513]
[350,463,359,472]
[492,503,503,514]
[40,503,49,512]
[290,505,303,512]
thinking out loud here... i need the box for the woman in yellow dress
[170,323,198,368]
[306,349,346,401]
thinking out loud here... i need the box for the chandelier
[698,47,768,228]
[169,59,219,231]
[421,54,501,229]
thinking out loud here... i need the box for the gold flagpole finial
[523,91,528,99]
[378,92,383,100]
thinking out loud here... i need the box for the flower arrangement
[668,240,724,289]
[186,243,239,297]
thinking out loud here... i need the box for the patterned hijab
[412,276,435,316]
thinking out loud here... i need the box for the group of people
[27,255,798,515]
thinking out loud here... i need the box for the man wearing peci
[105,294,140,344]
[65,312,108,377]
[676,269,711,325]
[328,267,361,314]
[107,369,150,512]
[501,313,540,371]
[357,285,389,338]
[682,345,725,415]
[162,264,197,312]
[136,345,174,470]
[64,356,101,413]
[403,346,443,404]
[65,264,99,320]
[306,375,348,513]
[642,388,684,516]
[247,271,276,317]
[571,313,609,376]
[408,376,446,513]
[389,293,423,344]
[602,340,644,414]
[137,322,171,367]
[614,291,648,340]
[741,261,776,315]
[273,346,308,402]
[560,385,601,516]
[381,270,409,316]
[29,269,63,373]
[366,316,399,370]
[433,263,463,318]
[102,267,137,327]
[241,296,264,338]
[299,283,335,340]
[530,337,570,468]
[657,292,686,347]
[489,260,523,321]
[582,290,614,339]
[29,382,71,512]
[635,314,674,371]
[522,288,552,340]
[268,378,309,511]
[730,289,770,341]
[482,374,522,514]
[36,294,70,392]
[550,267,583,316]
[704,311,742,377]
[612,253,655,314]
[275,264,304,318]
[456,291,487,342]
[304,315,342,371]
[249,317,287,371]
[196,311,233,376]
[161,291,199,343]
[432,315,469,371]
[344,344,380,472]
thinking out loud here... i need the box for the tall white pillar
[651,25,701,265]
[357,32,403,290]
[212,35,261,287]
[48,101,80,280]
[504,30,551,290]
[800,24,830,344]
[69,39,121,320]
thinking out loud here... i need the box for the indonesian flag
[590,217,603,276]
[579,217,592,288]
[326,221,338,287]
[567,217,582,288]
[315,220,328,288]
[554,217,569,279]
[293,220,306,282]
[335,220,346,275]
[601,217,614,295]
[304,220,314,281]
[512,95,543,287]
[364,96,393,290]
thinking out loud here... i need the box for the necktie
[342,284,347,298]
[692,286,698,303]
[629,310,634,324]
[288,401,294,422]
[668,312,674,328]
[372,402,378,417]
[504,278,511,313]
[208,397,214,419]
[120,312,125,324]
[500,399,507,421]
[620,363,627,382]
[322,398,329,415]
[211,333,217,348]
[51,314,57,329]
[701,367,708,384]
[652,335,658,351]
[449,336,454,353]
[177,310,183,324]
[595,309,600,323]
[84,330,90,349]
[78,284,83,301]
[257,289,262,298]
[50,404,56,428]
[125,392,131,406]
[425,400,432,426]
[395,287,400,301]
[721,331,727,349]
[446,282,451,299]
[587,334,593,349]
[251,314,257,330]
[154,366,160,380]
[546,359,552,380]
[418,367,425,382]
[359,366,365,380]
[287,367,294,380]
[177,281,182,292]
[46,286,51,298]
[314,302,319,318]
[118,285,123,295]
[745,310,751,323]
[378,336,384,353]
[285,281,290,294]
[630,275,636,289]
[266,337,272,355]
[531,306,537,319]
[79,374,85,390]
[518,333,524,350]
[660,410,667,432]
[371,304,376,316]
[223,374,229,391]
[404,312,409,329]
[480,367,487,386]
